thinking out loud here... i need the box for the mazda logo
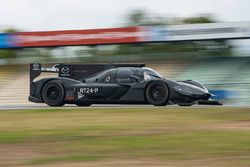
[32,63,40,70]
[61,67,70,74]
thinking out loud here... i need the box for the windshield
[142,67,163,80]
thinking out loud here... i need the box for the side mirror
[129,75,140,83]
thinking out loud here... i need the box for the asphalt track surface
[0,103,249,110]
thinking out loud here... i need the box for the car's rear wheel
[146,80,169,106]
[42,80,65,106]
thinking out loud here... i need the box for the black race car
[29,63,220,106]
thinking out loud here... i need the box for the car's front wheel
[42,80,65,107]
[145,80,169,106]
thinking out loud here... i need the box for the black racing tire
[145,80,169,106]
[42,80,65,107]
[76,102,92,107]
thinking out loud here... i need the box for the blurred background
[0,0,250,106]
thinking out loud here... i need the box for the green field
[0,107,250,167]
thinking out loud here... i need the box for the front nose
[202,93,211,100]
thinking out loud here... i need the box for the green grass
[29,155,104,165]
[0,107,250,166]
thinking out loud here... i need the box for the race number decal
[79,87,99,94]
[77,87,100,99]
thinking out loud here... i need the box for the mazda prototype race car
[29,63,220,106]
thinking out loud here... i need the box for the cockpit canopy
[85,67,163,83]
[142,67,162,80]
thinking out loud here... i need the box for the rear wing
[30,63,145,83]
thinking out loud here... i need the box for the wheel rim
[47,86,60,100]
[151,85,166,101]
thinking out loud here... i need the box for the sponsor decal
[60,66,71,77]
[66,90,75,101]
[77,87,99,99]
[105,76,111,82]
[66,95,74,101]
[79,88,99,94]
[32,63,40,70]
[61,67,70,74]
